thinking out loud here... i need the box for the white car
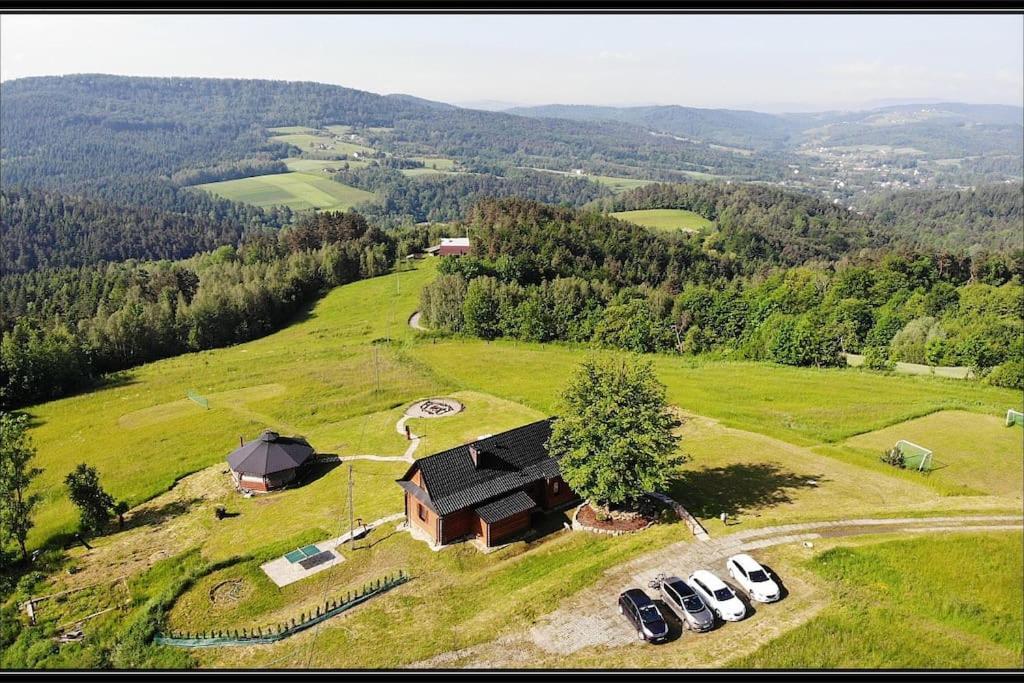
[727,554,781,603]
[688,570,746,622]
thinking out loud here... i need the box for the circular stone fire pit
[404,397,464,419]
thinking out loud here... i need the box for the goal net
[1007,409,1023,428]
[187,389,210,410]
[895,439,933,472]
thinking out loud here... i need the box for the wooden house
[396,419,579,548]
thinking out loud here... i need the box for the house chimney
[469,444,480,468]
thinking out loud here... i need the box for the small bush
[880,447,905,469]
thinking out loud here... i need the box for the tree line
[0,211,394,409]
[332,165,611,223]
[419,198,1022,387]
[1,188,254,274]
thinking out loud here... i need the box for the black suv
[618,588,669,643]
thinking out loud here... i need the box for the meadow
[9,258,1023,670]
[590,175,656,194]
[610,208,714,232]
[283,158,371,173]
[269,131,374,158]
[731,533,1024,668]
[195,172,375,211]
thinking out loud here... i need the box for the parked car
[618,588,669,642]
[649,574,715,632]
[688,570,746,622]
[727,553,781,603]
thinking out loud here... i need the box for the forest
[419,198,1022,389]
[2,75,1021,408]
[334,165,611,223]
[0,211,394,409]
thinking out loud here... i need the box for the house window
[552,480,561,494]
[417,503,427,521]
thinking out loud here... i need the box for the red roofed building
[437,237,471,257]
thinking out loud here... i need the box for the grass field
[21,261,1018,547]
[269,132,374,158]
[21,261,439,546]
[590,175,656,193]
[406,340,1020,446]
[410,157,457,171]
[11,258,1024,669]
[732,533,1023,668]
[611,208,714,232]
[835,410,1024,497]
[667,413,1016,535]
[179,521,689,668]
[283,158,371,173]
[195,172,375,211]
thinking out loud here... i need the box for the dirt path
[410,514,1022,668]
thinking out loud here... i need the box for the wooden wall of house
[540,476,578,509]
[407,492,440,544]
[486,510,532,546]
[440,508,475,544]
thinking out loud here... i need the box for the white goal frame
[894,439,933,472]
[1007,409,1023,427]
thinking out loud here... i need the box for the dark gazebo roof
[227,430,314,476]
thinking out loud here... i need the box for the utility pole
[347,464,355,552]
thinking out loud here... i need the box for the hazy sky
[2,13,1022,112]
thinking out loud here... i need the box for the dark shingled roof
[474,490,537,524]
[397,418,559,516]
[227,430,314,476]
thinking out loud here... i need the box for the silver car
[649,574,715,632]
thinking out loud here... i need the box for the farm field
[590,174,656,193]
[283,158,371,173]
[10,260,1023,670]
[269,131,374,157]
[611,208,714,232]
[410,157,457,171]
[195,172,375,211]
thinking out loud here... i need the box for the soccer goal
[894,439,933,472]
[1006,409,1023,428]
[187,389,210,410]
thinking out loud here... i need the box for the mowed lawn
[732,533,1024,668]
[195,172,375,211]
[836,410,1024,498]
[667,413,1017,536]
[21,262,441,546]
[611,208,714,232]
[407,340,1020,446]
[176,521,690,668]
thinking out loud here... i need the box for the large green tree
[548,354,683,508]
[65,463,115,537]
[0,412,41,563]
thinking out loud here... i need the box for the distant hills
[505,101,1024,158]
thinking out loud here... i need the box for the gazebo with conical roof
[227,430,314,493]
